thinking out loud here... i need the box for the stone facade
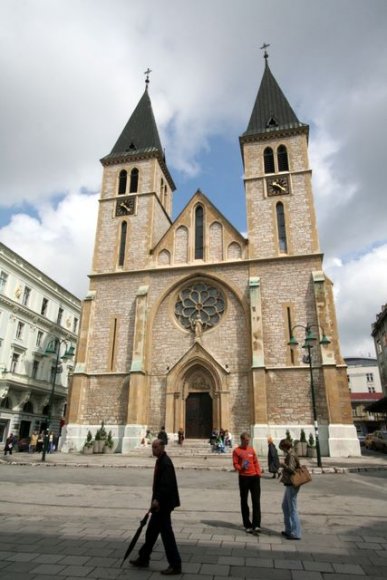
[63,61,359,457]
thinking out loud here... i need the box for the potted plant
[93,421,107,453]
[307,432,317,458]
[104,430,115,454]
[299,429,308,457]
[83,430,94,455]
[285,429,293,446]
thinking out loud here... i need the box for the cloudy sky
[1,0,387,357]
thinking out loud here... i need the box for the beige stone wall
[67,137,352,443]
[243,133,320,260]
[70,249,351,436]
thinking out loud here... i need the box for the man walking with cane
[130,439,182,575]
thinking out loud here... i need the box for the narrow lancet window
[277,145,289,171]
[118,221,127,266]
[264,147,275,173]
[195,205,204,259]
[276,202,288,253]
[118,170,127,195]
[130,168,139,193]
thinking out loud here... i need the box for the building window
[264,147,275,173]
[118,170,127,195]
[36,330,43,347]
[16,321,25,340]
[368,386,376,393]
[0,271,8,294]
[366,373,374,382]
[10,353,20,373]
[32,360,39,379]
[41,298,48,316]
[276,202,288,253]
[129,168,139,193]
[118,221,127,267]
[22,286,31,306]
[277,145,289,171]
[195,205,204,259]
[73,317,79,334]
[57,307,64,325]
[0,396,10,409]
[23,401,34,413]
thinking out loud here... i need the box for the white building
[0,242,81,445]
[345,357,383,434]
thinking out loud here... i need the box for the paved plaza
[0,451,386,579]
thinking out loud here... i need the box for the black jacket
[152,452,180,511]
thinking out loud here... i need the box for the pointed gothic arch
[164,344,230,436]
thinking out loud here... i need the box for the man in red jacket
[232,432,262,533]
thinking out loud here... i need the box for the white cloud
[1,0,387,356]
[0,192,98,298]
[325,244,387,357]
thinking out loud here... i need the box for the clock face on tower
[266,175,290,197]
[115,196,136,216]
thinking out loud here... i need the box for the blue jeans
[282,485,301,539]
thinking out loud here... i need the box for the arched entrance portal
[185,392,212,438]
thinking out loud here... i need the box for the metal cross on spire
[144,68,152,88]
[260,42,270,60]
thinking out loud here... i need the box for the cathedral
[63,54,360,457]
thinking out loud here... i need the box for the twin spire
[105,49,307,162]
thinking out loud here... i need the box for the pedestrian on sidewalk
[177,427,184,445]
[267,436,280,478]
[278,438,302,540]
[29,431,38,453]
[130,439,182,575]
[4,433,14,455]
[157,426,168,446]
[232,432,262,533]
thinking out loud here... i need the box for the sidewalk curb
[1,458,387,473]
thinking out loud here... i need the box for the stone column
[123,285,149,451]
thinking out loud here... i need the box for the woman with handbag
[267,436,280,478]
[278,439,301,540]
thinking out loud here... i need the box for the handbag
[290,465,312,487]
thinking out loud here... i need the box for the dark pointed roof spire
[100,74,175,190]
[101,72,165,166]
[242,50,308,138]
[109,86,163,156]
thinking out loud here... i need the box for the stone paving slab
[0,460,386,579]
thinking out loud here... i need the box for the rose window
[175,282,225,331]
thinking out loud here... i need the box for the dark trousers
[139,510,181,568]
[238,475,261,528]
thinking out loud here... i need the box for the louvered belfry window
[118,170,127,195]
[130,168,139,193]
[277,145,289,171]
[264,147,275,173]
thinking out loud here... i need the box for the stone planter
[307,446,317,458]
[295,442,308,457]
[83,445,94,455]
[104,445,115,454]
[93,440,105,453]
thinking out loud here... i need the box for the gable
[152,190,247,267]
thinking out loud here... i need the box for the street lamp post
[288,323,330,469]
[41,338,75,462]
